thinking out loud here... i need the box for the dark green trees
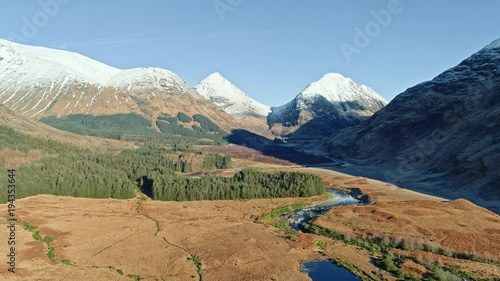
[203,153,232,169]
[149,169,324,201]
[0,126,323,203]
[177,112,192,123]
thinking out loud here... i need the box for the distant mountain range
[324,38,500,211]
[194,71,387,139]
[0,38,387,141]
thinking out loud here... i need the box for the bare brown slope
[0,83,274,138]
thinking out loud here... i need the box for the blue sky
[1,0,499,106]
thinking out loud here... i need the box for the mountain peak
[299,73,387,104]
[207,72,225,79]
[319,72,349,81]
[195,73,270,118]
[204,72,234,86]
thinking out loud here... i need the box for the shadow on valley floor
[225,129,333,166]
[225,131,500,214]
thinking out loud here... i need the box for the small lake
[302,261,361,281]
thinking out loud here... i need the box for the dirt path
[136,198,204,281]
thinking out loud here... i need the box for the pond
[302,261,361,281]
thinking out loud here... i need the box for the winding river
[287,189,360,232]
[289,189,361,280]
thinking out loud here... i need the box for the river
[287,189,360,232]
[288,189,362,280]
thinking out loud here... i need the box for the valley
[0,33,499,281]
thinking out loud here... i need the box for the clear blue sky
[1,0,499,106]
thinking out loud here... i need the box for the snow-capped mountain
[195,72,270,119]
[298,73,386,114]
[268,72,387,137]
[0,39,251,134]
[0,39,191,93]
[0,39,119,86]
[324,38,500,212]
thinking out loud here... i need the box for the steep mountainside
[324,39,500,208]
[268,73,387,138]
[0,39,260,137]
[0,104,132,151]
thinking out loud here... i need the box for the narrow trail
[136,198,204,281]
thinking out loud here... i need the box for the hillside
[323,39,500,211]
[0,104,132,151]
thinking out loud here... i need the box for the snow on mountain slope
[298,73,387,113]
[106,67,192,92]
[0,39,191,92]
[0,39,120,85]
[0,39,209,119]
[195,72,271,118]
[268,73,387,137]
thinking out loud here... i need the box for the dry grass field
[1,165,498,280]
[0,194,326,281]
[317,200,500,259]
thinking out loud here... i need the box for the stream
[286,189,360,232]
[288,189,362,281]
